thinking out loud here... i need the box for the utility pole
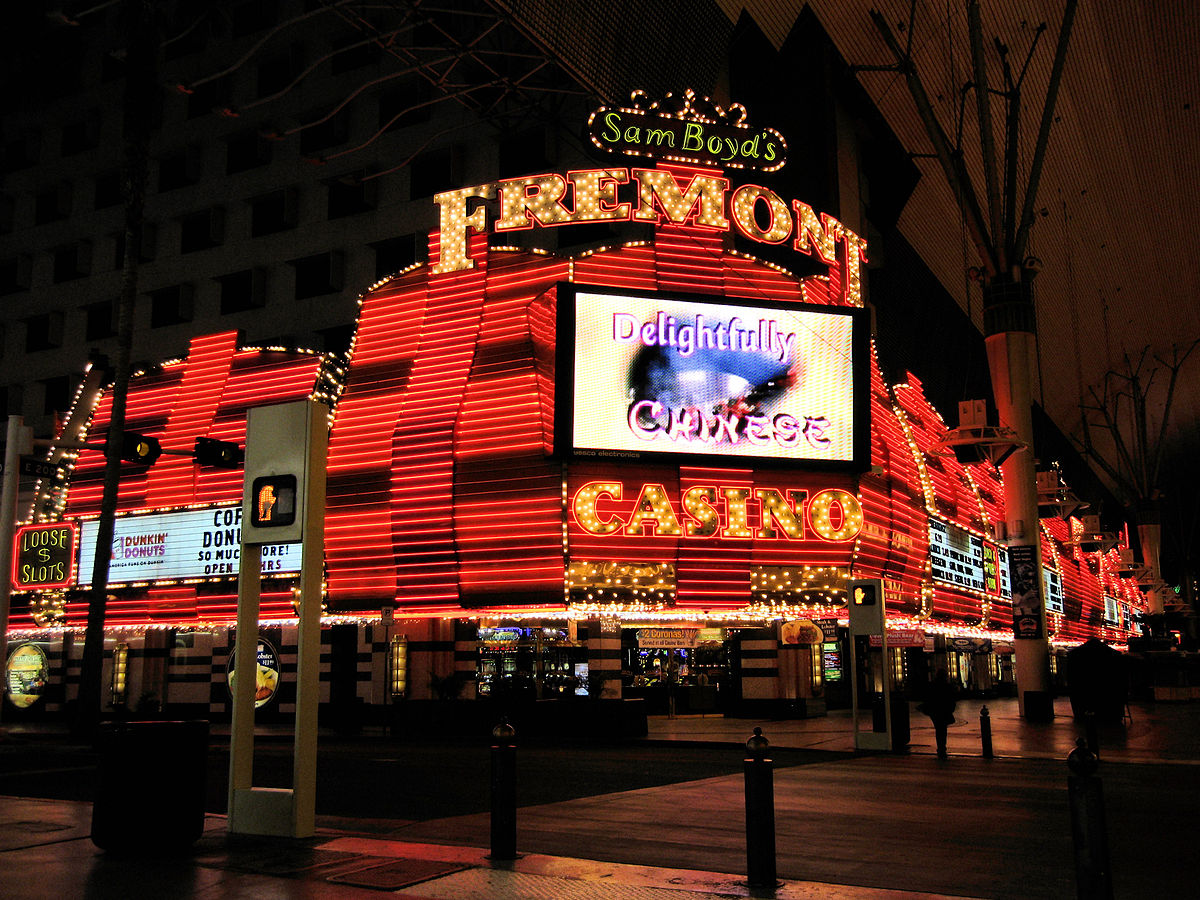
[75,0,159,735]
[868,0,1077,719]
[0,417,34,726]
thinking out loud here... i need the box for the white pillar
[985,327,1052,717]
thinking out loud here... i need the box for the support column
[984,277,1052,719]
[587,618,622,699]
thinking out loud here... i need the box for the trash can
[871,692,911,751]
[1022,690,1055,723]
[91,720,210,852]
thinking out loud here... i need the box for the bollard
[744,727,777,890]
[1067,739,1113,900]
[979,705,993,759]
[1084,710,1100,759]
[489,719,518,860]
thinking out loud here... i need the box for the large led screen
[558,284,869,468]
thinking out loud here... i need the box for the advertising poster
[1008,544,1044,639]
[6,644,50,709]
[77,504,300,587]
[565,286,866,466]
[226,638,281,709]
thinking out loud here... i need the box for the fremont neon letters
[572,481,863,541]
[432,167,867,304]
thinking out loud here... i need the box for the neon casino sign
[572,481,863,542]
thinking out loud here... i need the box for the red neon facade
[11,164,1144,647]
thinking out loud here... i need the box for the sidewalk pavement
[2,695,1195,899]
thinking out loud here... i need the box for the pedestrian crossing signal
[853,583,877,605]
[250,475,297,528]
[848,578,884,636]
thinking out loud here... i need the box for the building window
[378,81,433,133]
[370,235,416,280]
[61,116,101,156]
[2,132,41,172]
[187,74,232,119]
[326,175,375,219]
[35,183,73,225]
[111,642,129,706]
[149,284,194,328]
[299,106,352,156]
[290,251,343,300]
[52,240,92,282]
[249,188,298,236]
[409,147,458,199]
[158,146,202,191]
[41,374,73,416]
[84,300,118,341]
[179,207,224,253]
[25,312,64,352]
[0,384,22,417]
[330,34,380,75]
[231,0,279,38]
[113,224,157,268]
[94,170,123,209]
[217,269,266,314]
[226,132,273,174]
[256,44,304,97]
[389,634,408,698]
[0,255,32,295]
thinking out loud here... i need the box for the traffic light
[194,436,245,468]
[118,431,162,465]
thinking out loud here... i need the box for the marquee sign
[560,285,869,468]
[12,522,76,590]
[431,169,867,308]
[587,89,787,172]
[76,504,300,587]
[571,480,863,542]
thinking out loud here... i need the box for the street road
[2,733,1194,898]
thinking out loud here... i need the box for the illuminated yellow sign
[431,167,867,308]
[572,480,862,542]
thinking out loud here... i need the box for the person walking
[921,669,958,759]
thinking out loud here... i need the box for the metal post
[1083,710,1099,758]
[744,727,776,889]
[0,416,33,727]
[489,719,517,860]
[980,704,994,758]
[1067,740,1113,899]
